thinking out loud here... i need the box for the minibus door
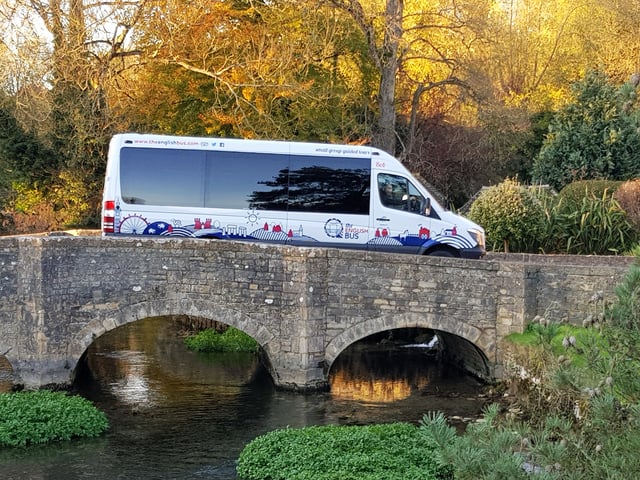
[372,172,432,254]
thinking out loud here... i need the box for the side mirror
[423,197,431,216]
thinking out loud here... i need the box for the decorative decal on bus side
[364,224,474,249]
[117,215,319,243]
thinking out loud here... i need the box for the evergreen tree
[533,71,640,191]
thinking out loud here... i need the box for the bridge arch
[68,297,279,383]
[324,313,494,380]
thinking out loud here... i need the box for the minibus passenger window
[288,155,370,215]
[120,147,205,207]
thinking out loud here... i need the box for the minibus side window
[288,155,370,214]
[120,147,205,207]
[206,151,289,210]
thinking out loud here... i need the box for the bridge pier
[268,364,328,391]
[9,357,72,389]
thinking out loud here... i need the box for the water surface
[0,318,490,479]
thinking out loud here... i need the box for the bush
[0,390,109,447]
[468,178,545,252]
[556,180,623,211]
[532,70,640,191]
[1,169,100,234]
[418,250,640,479]
[540,189,636,254]
[614,178,640,233]
[184,327,259,353]
[236,422,447,480]
[607,259,640,332]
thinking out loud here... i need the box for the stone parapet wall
[488,252,633,325]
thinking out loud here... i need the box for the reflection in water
[0,317,491,480]
[331,369,413,402]
[330,343,444,403]
[94,351,153,405]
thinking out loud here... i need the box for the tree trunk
[373,0,403,155]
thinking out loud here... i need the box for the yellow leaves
[242,87,255,101]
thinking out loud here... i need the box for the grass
[184,327,259,353]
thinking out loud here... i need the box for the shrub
[418,251,640,479]
[0,390,109,447]
[421,405,547,480]
[184,327,259,353]
[468,178,545,252]
[1,169,100,234]
[556,179,623,211]
[237,422,447,480]
[614,178,640,233]
[540,189,636,255]
[607,259,640,333]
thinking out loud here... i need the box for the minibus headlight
[468,228,485,249]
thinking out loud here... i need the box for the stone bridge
[0,235,633,390]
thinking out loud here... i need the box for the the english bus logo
[324,218,343,238]
[344,224,367,240]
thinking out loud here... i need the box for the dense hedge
[0,390,109,447]
[556,179,623,210]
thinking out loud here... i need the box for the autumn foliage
[0,0,640,236]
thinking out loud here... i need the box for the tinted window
[205,151,289,210]
[288,155,370,214]
[120,147,205,207]
[120,147,371,215]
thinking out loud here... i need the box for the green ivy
[0,390,108,447]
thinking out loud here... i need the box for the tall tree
[588,0,640,81]
[124,0,373,142]
[0,0,148,227]
[326,0,404,153]
[29,0,146,174]
[326,0,492,156]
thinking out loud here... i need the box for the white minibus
[101,133,485,258]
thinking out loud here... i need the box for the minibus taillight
[103,200,115,233]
